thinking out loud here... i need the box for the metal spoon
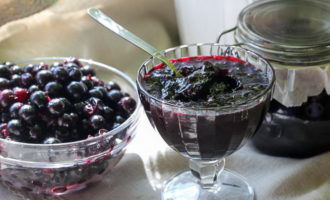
[87,8,181,76]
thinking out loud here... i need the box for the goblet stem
[189,159,225,189]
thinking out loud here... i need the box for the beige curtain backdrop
[0,0,179,78]
[0,1,329,200]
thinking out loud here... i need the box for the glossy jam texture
[143,56,268,107]
[140,56,271,159]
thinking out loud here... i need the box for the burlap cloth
[0,0,329,199]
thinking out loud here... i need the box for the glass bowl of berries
[0,57,141,195]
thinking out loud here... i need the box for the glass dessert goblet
[137,44,275,200]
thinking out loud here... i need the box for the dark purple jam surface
[139,56,271,159]
[143,56,268,107]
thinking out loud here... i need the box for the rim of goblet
[0,57,141,147]
[136,43,275,112]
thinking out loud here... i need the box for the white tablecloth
[0,0,330,200]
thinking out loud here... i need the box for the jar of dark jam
[229,0,330,158]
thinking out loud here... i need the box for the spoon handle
[88,8,159,56]
[88,8,182,77]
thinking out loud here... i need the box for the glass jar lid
[235,0,330,65]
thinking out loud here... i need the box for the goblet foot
[162,170,254,200]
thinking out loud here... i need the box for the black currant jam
[139,56,271,159]
[253,91,330,158]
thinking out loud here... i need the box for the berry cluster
[0,58,136,144]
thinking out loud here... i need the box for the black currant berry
[30,91,49,109]
[9,102,23,118]
[48,98,67,115]
[10,75,21,87]
[68,68,82,81]
[106,81,121,91]
[51,67,69,83]
[36,70,53,86]
[0,89,16,107]
[67,81,87,99]
[21,73,34,87]
[90,115,105,130]
[0,65,12,79]
[0,78,10,89]
[118,96,136,115]
[45,81,63,97]
[6,119,25,138]
[18,104,36,124]
[106,89,123,105]
[9,65,23,75]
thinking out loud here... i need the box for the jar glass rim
[235,0,330,65]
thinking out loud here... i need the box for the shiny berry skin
[10,75,21,87]
[0,65,12,79]
[30,91,49,109]
[48,98,67,115]
[89,97,105,114]
[106,81,121,91]
[28,85,40,94]
[28,124,44,142]
[64,62,80,70]
[51,67,69,83]
[115,115,126,124]
[81,65,95,76]
[33,63,48,74]
[67,81,87,99]
[0,59,135,144]
[106,89,123,104]
[3,61,15,67]
[90,115,105,129]
[23,64,35,74]
[21,73,34,87]
[10,65,23,74]
[118,96,136,115]
[103,106,115,121]
[43,137,61,144]
[81,76,94,89]
[0,78,10,89]
[92,76,104,86]
[9,102,23,118]
[18,104,36,124]
[36,70,53,86]
[94,86,107,96]
[68,68,82,81]
[89,88,103,99]
[45,81,63,97]
[51,62,63,68]
[13,87,28,102]
[58,113,77,128]
[0,89,16,107]
[65,57,82,66]
[6,119,25,138]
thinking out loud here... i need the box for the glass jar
[225,0,330,158]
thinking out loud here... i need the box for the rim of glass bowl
[0,57,141,147]
[137,43,275,112]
